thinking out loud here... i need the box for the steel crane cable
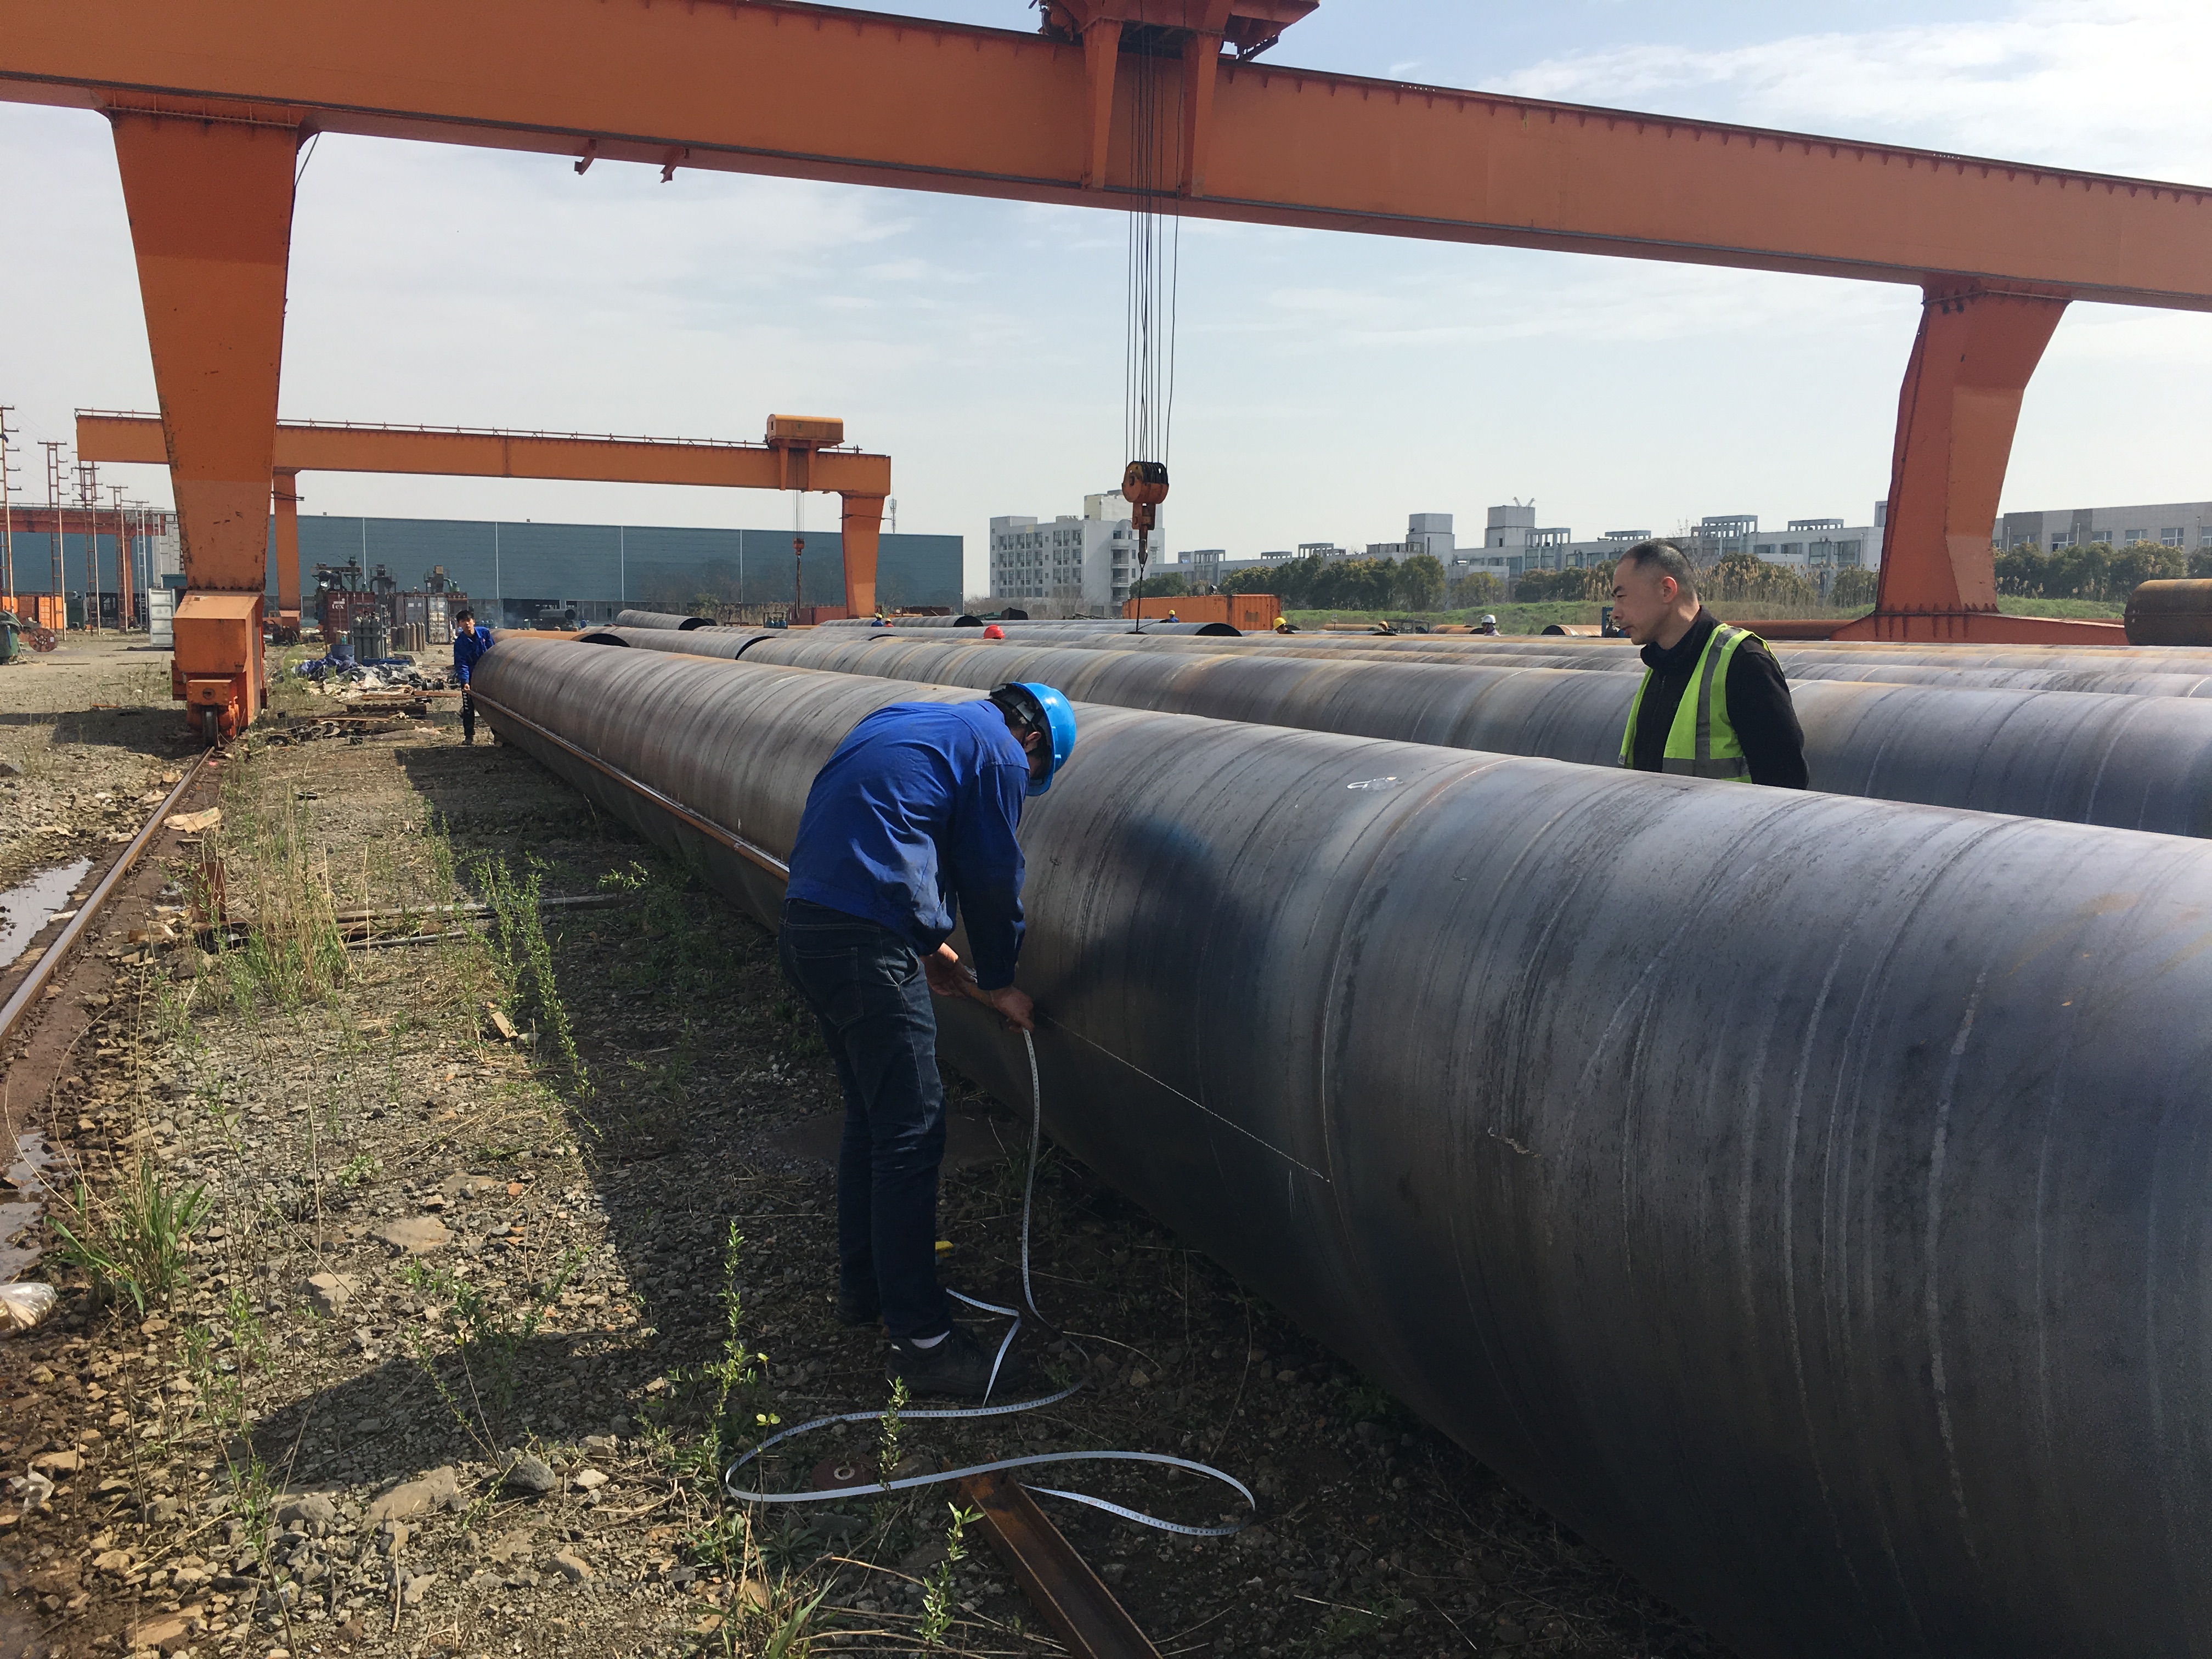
[722,1029,1256,1538]
[1120,30,1183,633]
[1124,45,1180,479]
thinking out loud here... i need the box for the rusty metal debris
[960,1469,1160,1659]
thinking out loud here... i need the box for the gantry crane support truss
[74,411,892,633]
[7,0,2212,727]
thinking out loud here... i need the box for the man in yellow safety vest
[1610,540,1806,788]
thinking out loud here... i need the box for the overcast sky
[4,0,2209,593]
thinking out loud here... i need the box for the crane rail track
[0,749,212,1050]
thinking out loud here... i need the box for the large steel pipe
[857,627,2212,697]
[579,627,774,659]
[591,629,2212,835]
[473,637,2212,1659]
[613,607,719,630]
[817,615,1241,635]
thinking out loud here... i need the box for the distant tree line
[1510,554,1878,611]
[1994,540,2209,600]
[1138,546,1909,615]
[1178,552,1450,612]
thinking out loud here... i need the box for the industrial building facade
[1150,506,1884,591]
[988,492,1154,608]
[1995,501,2212,551]
[1,514,963,627]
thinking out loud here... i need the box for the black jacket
[1627,608,1807,789]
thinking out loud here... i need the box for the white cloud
[1491,0,2212,184]
[7,3,2212,587]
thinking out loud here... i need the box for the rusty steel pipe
[473,637,2212,1659]
[588,628,2212,836]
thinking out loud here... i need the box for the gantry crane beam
[9,2,2209,730]
[5,2,2209,304]
[75,411,893,630]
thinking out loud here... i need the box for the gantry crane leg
[110,105,296,738]
[272,469,303,641]
[839,494,885,617]
[1833,284,2090,644]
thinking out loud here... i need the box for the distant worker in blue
[450,607,495,746]
[781,681,1077,1398]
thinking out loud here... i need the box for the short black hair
[454,607,475,623]
[1616,539,1696,598]
[989,683,1045,736]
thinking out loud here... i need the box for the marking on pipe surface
[1345,776,1399,791]
[1039,1019,1332,1184]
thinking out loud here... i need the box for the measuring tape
[723,1031,1256,1537]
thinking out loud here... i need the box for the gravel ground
[0,639,197,891]
[0,654,1730,1659]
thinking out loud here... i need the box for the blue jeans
[778,898,950,1341]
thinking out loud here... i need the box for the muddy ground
[0,639,1730,1659]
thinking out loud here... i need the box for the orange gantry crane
[7,2,2212,731]
[74,411,892,640]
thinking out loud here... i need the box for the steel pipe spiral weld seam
[474,635,2212,1659]
[583,627,2212,839]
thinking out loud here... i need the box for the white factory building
[987,491,1158,608]
[1141,507,1882,590]
[1019,495,2212,604]
[1994,501,2212,552]
[1447,505,1884,583]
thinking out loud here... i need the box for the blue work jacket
[452,626,494,685]
[786,700,1028,989]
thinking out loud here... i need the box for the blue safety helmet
[992,681,1077,797]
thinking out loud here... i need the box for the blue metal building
[2,515,964,625]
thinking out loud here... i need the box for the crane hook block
[1121,460,1170,507]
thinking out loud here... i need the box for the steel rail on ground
[0,749,210,1047]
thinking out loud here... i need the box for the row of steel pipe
[830,625,2212,698]
[580,628,2212,835]
[473,636,2212,1659]
[613,607,719,631]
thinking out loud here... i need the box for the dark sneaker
[835,1290,881,1328]
[887,1324,1023,1400]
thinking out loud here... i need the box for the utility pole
[110,486,132,629]
[40,441,65,628]
[0,407,16,607]
[791,490,805,623]
[76,460,101,635]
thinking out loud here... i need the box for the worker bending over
[451,608,495,746]
[1610,540,1806,788]
[781,682,1077,1397]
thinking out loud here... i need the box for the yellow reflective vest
[1618,623,1759,781]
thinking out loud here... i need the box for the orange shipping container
[2,595,64,630]
[1121,592,1281,630]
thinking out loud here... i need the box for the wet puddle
[0,1134,58,1281]
[0,856,91,973]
